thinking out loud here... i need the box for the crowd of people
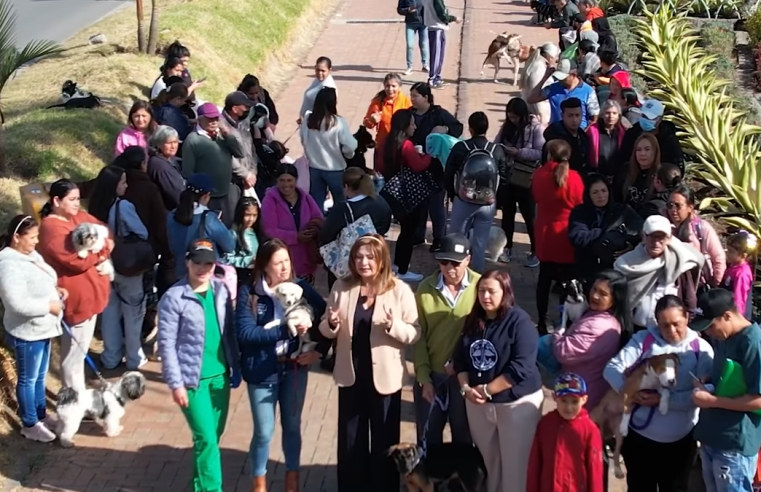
[1,1,761,492]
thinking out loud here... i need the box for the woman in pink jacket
[261,164,324,284]
[114,101,157,156]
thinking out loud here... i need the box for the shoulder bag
[110,199,157,277]
[319,202,377,279]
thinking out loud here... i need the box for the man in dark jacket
[542,97,589,176]
[618,98,684,173]
[444,112,508,271]
[398,0,429,75]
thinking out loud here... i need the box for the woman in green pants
[158,238,242,492]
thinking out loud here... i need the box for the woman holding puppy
[319,234,420,492]
[236,238,327,492]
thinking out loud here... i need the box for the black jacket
[146,153,185,211]
[397,0,425,26]
[412,105,463,185]
[612,164,652,210]
[258,88,279,126]
[443,136,509,199]
[318,196,393,247]
[638,190,669,219]
[618,121,684,173]
[543,122,589,176]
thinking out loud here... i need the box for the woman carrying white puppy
[235,238,327,492]
[603,295,714,492]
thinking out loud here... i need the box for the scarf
[614,237,705,308]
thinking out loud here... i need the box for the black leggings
[501,184,536,251]
[621,429,697,492]
[536,261,575,331]
[394,203,427,274]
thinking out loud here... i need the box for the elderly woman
[114,101,156,157]
[586,100,629,181]
[147,125,185,211]
[0,215,64,442]
[519,42,561,124]
[614,214,704,331]
[604,295,713,492]
[320,234,420,492]
[363,73,412,169]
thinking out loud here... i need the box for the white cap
[643,215,672,236]
[552,58,573,81]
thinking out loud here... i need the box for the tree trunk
[0,123,7,175]
[136,0,146,53]
[147,0,159,56]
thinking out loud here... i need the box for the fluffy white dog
[272,282,317,358]
[70,223,114,280]
[55,371,146,447]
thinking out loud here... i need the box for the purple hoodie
[494,114,545,163]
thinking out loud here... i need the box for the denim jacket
[157,278,240,390]
[236,278,328,385]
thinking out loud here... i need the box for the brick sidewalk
[8,0,630,491]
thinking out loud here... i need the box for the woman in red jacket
[532,140,584,333]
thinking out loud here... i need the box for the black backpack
[457,142,499,205]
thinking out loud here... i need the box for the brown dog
[480,32,535,85]
[388,442,488,492]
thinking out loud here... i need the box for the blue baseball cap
[554,373,588,397]
[186,173,215,194]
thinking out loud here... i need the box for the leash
[281,125,300,146]
[60,317,107,385]
[418,377,452,460]
[628,390,659,431]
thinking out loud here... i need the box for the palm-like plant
[0,0,64,171]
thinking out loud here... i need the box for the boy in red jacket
[527,373,604,492]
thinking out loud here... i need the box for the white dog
[271,282,317,358]
[55,371,146,447]
[71,223,114,280]
[558,279,589,335]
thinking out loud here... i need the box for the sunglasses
[438,259,462,266]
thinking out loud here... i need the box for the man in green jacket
[414,233,479,445]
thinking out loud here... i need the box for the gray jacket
[220,110,257,180]
[0,247,61,341]
[157,277,240,390]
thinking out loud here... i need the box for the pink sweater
[552,311,622,409]
[685,217,726,287]
[114,127,148,156]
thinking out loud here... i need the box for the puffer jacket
[494,115,546,164]
[157,278,240,390]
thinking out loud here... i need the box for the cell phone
[196,77,207,83]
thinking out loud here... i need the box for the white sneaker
[21,422,56,443]
[396,271,424,282]
[41,415,58,433]
[404,67,413,76]
[499,248,512,263]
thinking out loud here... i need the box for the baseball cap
[186,173,216,194]
[640,99,664,120]
[690,288,736,332]
[642,215,672,236]
[186,238,216,264]
[554,373,588,397]
[197,102,221,119]
[225,91,254,108]
[435,233,471,263]
[552,58,573,81]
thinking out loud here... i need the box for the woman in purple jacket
[494,97,545,267]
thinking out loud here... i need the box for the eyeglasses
[667,202,686,210]
[438,259,462,266]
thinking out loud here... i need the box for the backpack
[456,142,500,206]
[198,210,238,303]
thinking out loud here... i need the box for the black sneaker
[429,240,442,253]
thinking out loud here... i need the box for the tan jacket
[319,278,421,395]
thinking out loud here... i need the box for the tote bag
[319,203,377,279]
[380,167,438,219]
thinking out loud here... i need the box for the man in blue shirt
[691,288,761,492]
[528,58,600,130]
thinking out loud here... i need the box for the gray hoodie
[0,248,61,341]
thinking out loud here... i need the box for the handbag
[110,199,157,277]
[380,166,438,219]
[509,156,541,189]
[319,202,377,279]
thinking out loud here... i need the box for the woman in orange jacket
[363,73,411,174]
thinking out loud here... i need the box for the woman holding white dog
[235,238,327,492]
[603,295,714,492]
[0,215,66,442]
[319,233,420,492]
[38,179,113,393]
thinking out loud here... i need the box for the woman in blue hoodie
[235,238,327,492]
[604,295,714,492]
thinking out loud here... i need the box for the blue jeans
[536,334,563,387]
[246,365,309,477]
[6,333,51,427]
[700,445,758,492]
[449,197,497,271]
[309,168,345,213]
[405,24,429,70]
[413,372,470,445]
[100,273,146,369]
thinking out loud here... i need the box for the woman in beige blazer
[319,233,420,492]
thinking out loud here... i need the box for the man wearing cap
[614,214,704,331]
[413,233,480,447]
[618,98,684,173]
[529,58,599,132]
[690,288,761,492]
[182,102,244,227]
[219,91,258,195]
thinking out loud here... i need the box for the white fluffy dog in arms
[271,282,317,358]
[70,223,114,280]
[55,371,146,447]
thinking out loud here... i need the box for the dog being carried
[271,281,318,358]
[70,223,115,280]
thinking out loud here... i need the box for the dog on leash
[71,223,115,280]
[480,33,535,85]
[558,279,588,334]
[388,442,488,492]
[589,349,681,479]
[56,372,146,447]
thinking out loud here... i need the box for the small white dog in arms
[270,282,317,358]
[70,223,115,280]
[55,371,146,447]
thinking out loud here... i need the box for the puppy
[485,226,507,262]
[558,279,588,334]
[590,350,680,479]
[71,223,114,280]
[389,442,488,492]
[47,80,102,110]
[56,371,146,447]
[271,282,318,358]
[345,126,376,172]
[480,33,534,85]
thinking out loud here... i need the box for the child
[527,373,603,492]
[722,230,756,320]
[224,196,262,287]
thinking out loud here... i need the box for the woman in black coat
[568,173,643,282]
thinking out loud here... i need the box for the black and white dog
[56,372,146,447]
[558,279,588,334]
[47,80,102,110]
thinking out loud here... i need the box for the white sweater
[300,113,358,172]
[299,75,337,119]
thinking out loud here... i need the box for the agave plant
[633,5,761,237]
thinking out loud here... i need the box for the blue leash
[418,378,451,459]
[60,317,106,384]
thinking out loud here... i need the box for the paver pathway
[7,0,631,491]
